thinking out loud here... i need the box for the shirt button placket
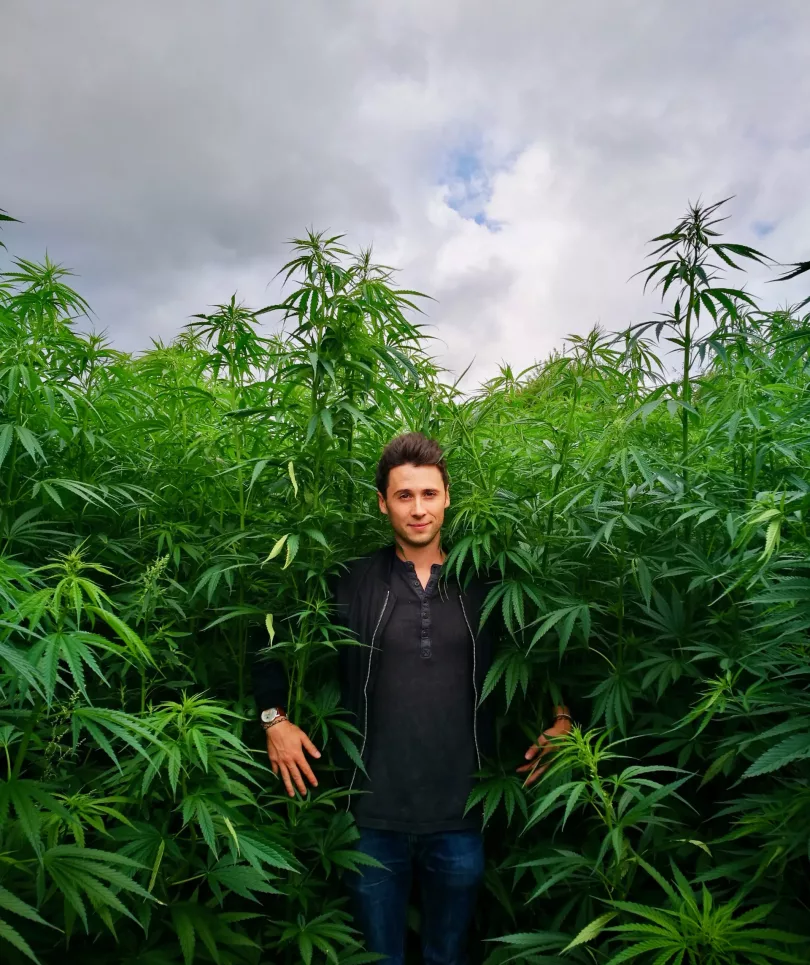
[420,598,431,659]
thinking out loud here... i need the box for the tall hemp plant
[448,201,809,964]
[1,201,809,965]
[0,215,433,965]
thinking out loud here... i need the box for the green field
[1,200,809,964]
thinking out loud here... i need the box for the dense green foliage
[1,201,809,965]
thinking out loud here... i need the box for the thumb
[301,731,321,758]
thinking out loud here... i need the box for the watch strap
[260,706,288,729]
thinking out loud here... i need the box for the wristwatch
[260,706,287,730]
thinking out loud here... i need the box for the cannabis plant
[1,200,808,965]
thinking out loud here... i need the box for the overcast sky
[2,1,809,386]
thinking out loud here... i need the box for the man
[252,432,572,965]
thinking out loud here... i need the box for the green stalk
[12,705,40,778]
[747,429,758,500]
[345,416,355,538]
[616,491,628,665]
[544,379,580,552]
[237,587,247,705]
[4,393,21,508]
[311,376,320,509]
[681,273,696,480]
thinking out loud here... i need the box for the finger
[278,763,295,798]
[286,760,308,796]
[271,761,279,776]
[301,734,322,759]
[524,735,548,760]
[296,754,319,788]
[524,762,549,786]
[516,757,549,774]
[518,756,549,783]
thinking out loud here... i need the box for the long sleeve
[249,571,346,720]
[248,621,289,717]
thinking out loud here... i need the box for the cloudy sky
[2,1,809,386]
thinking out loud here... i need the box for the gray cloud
[2,0,809,377]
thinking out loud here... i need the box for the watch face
[260,708,277,724]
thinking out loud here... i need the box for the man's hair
[376,432,449,496]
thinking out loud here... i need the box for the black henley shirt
[352,555,482,834]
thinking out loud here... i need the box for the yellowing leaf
[563,912,616,952]
[282,533,300,570]
[262,534,288,563]
[761,517,782,560]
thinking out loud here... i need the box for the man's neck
[394,535,445,569]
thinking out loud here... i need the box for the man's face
[378,463,450,549]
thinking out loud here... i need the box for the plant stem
[12,707,39,778]
[681,274,696,482]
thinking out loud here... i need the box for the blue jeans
[343,827,485,965]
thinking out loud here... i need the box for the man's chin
[398,527,437,547]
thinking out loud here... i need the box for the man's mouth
[409,522,429,530]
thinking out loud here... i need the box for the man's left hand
[516,705,572,787]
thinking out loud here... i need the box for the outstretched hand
[516,705,572,787]
[265,721,321,797]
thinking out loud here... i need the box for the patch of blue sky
[752,220,776,238]
[441,145,502,232]
[450,149,486,183]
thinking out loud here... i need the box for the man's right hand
[264,721,321,797]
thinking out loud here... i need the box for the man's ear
[377,491,389,515]
[444,485,450,509]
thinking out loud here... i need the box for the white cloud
[2,0,809,385]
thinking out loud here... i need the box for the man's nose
[412,498,426,516]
